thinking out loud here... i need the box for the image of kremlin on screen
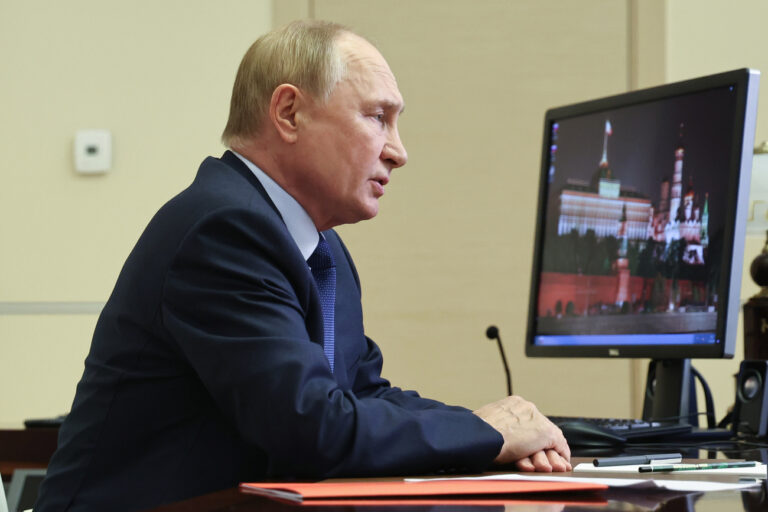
[537,109,729,336]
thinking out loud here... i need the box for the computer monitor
[525,69,760,423]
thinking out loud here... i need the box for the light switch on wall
[74,129,112,174]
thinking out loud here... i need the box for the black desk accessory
[593,453,682,467]
[734,233,768,437]
[23,414,67,428]
[743,230,768,361]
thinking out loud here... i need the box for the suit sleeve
[161,207,502,478]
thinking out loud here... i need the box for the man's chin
[354,199,380,223]
[363,201,380,220]
[349,211,379,225]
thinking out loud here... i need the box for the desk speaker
[733,360,768,437]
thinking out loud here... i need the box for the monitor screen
[526,69,759,360]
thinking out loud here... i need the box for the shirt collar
[232,151,319,260]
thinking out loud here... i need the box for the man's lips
[370,175,389,196]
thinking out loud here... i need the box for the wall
[0,0,272,425]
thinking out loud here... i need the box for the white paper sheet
[407,472,762,493]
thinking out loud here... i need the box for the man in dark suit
[36,20,570,511]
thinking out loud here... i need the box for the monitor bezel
[525,68,760,359]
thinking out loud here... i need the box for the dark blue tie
[308,237,336,372]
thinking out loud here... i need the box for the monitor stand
[641,359,698,426]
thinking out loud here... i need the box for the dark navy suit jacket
[36,152,502,511]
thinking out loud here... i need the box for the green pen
[638,461,757,473]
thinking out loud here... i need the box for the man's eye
[374,113,386,124]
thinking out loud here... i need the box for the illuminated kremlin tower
[669,140,684,229]
[701,194,710,247]
[648,123,708,261]
[615,203,630,306]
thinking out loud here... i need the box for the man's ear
[269,84,303,144]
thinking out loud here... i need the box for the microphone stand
[486,325,512,396]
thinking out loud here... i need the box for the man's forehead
[338,34,394,80]
[336,32,379,58]
[336,34,404,110]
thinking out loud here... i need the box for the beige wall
[2,0,768,428]
[0,0,273,425]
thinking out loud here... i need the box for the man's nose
[383,129,408,169]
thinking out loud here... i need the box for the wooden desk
[0,427,58,482]
[146,457,768,511]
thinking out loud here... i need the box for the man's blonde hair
[221,20,350,148]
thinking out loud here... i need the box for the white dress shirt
[232,151,320,260]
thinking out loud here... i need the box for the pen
[593,453,682,467]
[638,461,758,473]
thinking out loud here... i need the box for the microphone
[486,325,512,396]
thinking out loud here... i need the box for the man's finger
[515,456,535,472]
[546,449,571,472]
[531,450,553,472]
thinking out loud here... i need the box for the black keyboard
[549,416,692,446]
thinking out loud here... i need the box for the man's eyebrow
[372,100,405,114]
[363,99,405,118]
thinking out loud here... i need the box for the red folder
[239,479,607,503]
